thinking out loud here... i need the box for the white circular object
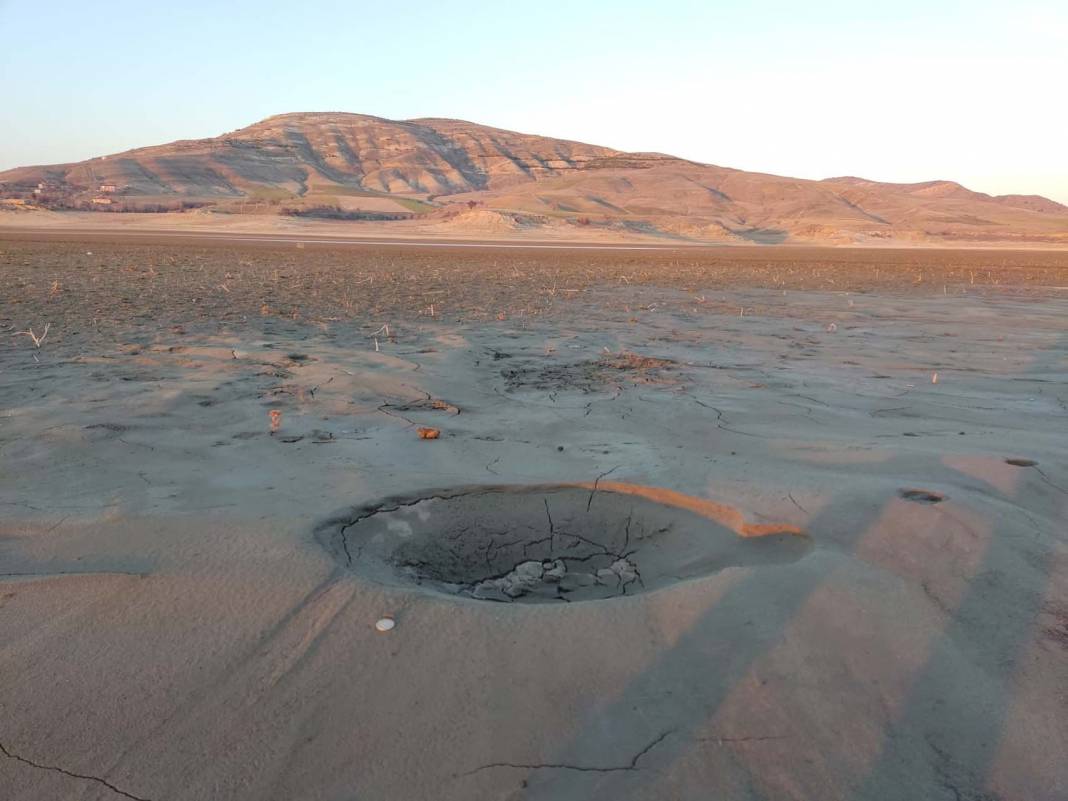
[374,617,395,632]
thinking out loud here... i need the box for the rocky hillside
[2,112,1065,245]
[0,113,638,198]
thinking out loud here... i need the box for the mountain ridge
[2,112,1065,245]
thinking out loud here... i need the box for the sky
[1,1,1066,202]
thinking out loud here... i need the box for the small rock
[374,617,395,632]
[609,558,639,585]
[514,561,545,581]
[417,427,440,440]
[542,559,567,582]
[597,558,639,586]
[475,560,548,600]
[502,561,545,596]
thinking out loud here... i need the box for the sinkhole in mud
[319,484,813,604]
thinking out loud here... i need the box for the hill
[2,112,1065,245]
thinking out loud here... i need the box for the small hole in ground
[899,488,945,504]
[320,485,813,604]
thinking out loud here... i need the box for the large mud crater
[319,484,812,603]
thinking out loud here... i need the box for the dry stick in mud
[13,323,50,348]
[369,323,390,352]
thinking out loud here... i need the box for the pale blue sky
[2,1,1065,201]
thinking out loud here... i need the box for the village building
[33,181,63,195]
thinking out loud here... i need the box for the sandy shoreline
[3,209,1068,250]
[1,241,1066,799]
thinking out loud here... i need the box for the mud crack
[460,729,675,776]
[0,740,152,801]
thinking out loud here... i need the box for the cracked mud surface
[501,352,678,393]
[3,238,1067,801]
[321,485,813,603]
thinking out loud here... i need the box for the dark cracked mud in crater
[318,485,814,603]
